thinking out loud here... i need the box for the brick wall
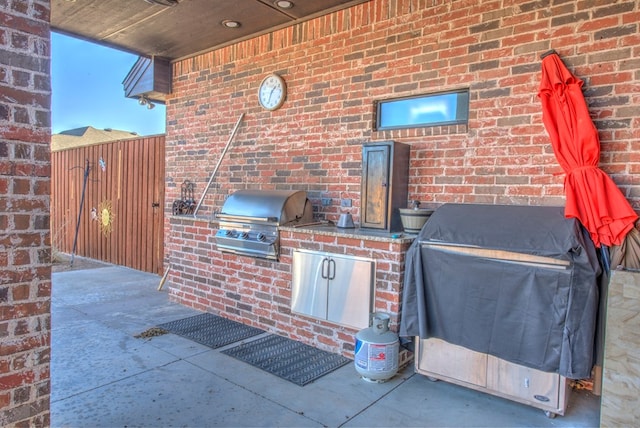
[0,0,51,426]
[164,1,640,356]
[168,215,412,362]
[166,1,640,216]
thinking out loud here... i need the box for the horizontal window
[375,89,470,131]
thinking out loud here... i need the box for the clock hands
[267,86,276,104]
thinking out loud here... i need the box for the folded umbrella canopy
[538,50,637,248]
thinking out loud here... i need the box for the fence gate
[51,135,165,275]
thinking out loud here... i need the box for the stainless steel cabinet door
[291,250,374,330]
[326,254,374,329]
[291,250,329,320]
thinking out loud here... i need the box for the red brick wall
[166,1,639,216]
[168,216,412,361]
[164,1,640,355]
[0,0,51,426]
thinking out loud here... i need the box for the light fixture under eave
[138,96,155,109]
[143,0,179,6]
[221,20,241,28]
[274,0,294,9]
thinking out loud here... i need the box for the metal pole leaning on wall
[70,159,90,266]
[193,112,245,217]
[159,113,245,291]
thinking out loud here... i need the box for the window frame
[374,89,470,131]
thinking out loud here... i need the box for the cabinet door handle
[328,258,336,280]
[321,257,329,279]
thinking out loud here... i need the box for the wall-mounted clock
[258,73,286,111]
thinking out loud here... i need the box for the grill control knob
[222,229,232,236]
[257,232,266,242]
[240,231,249,239]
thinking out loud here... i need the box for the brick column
[0,0,52,426]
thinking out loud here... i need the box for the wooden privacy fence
[51,135,165,274]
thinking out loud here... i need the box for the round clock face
[258,73,286,111]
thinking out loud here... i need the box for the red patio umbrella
[538,50,637,248]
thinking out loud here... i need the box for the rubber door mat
[157,313,264,349]
[222,334,351,386]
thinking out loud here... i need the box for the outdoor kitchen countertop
[171,215,417,243]
[280,222,417,243]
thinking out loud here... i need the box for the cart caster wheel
[544,411,557,419]
[426,376,439,382]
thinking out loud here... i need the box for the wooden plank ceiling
[51,0,371,60]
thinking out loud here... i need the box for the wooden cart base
[415,337,570,418]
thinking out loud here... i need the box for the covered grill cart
[400,204,602,417]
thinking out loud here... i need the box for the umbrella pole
[601,246,610,276]
[540,49,557,59]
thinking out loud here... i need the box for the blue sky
[51,32,166,136]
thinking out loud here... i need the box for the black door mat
[221,334,351,386]
[157,313,264,349]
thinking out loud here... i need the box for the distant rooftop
[51,126,139,152]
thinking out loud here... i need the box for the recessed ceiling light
[274,0,294,9]
[221,20,241,28]
[144,0,178,6]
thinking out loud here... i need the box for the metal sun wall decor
[98,200,115,237]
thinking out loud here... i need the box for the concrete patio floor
[51,260,601,427]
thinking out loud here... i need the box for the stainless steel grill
[214,189,314,260]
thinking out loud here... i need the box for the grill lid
[218,189,311,225]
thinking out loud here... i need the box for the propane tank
[354,312,399,383]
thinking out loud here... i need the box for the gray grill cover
[399,204,601,379]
